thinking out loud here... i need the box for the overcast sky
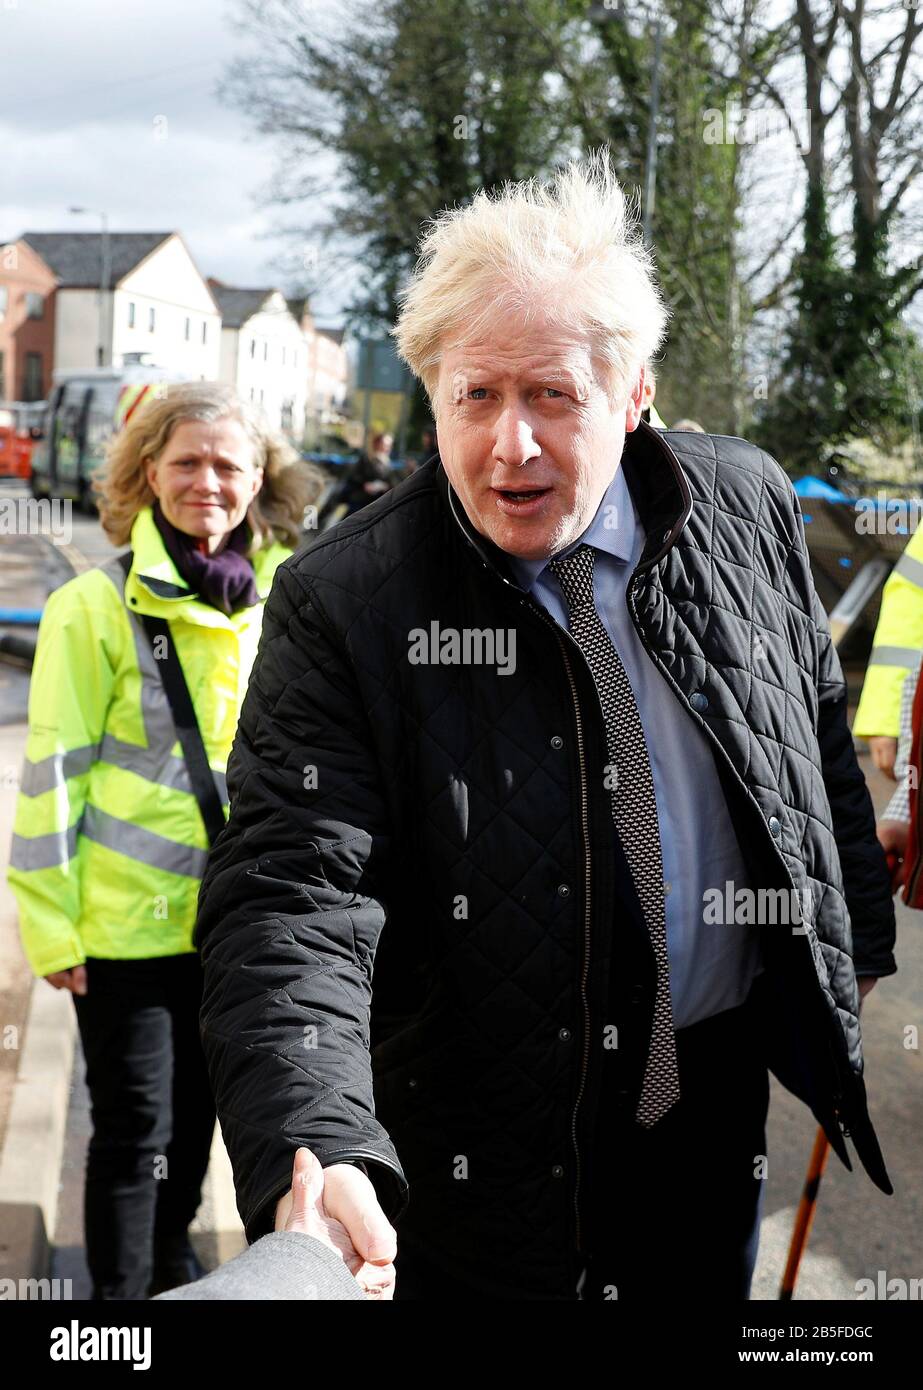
[0,0,349,323]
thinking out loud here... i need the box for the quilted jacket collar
[439,418,694,584]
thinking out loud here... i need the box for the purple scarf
[151,500,260,616]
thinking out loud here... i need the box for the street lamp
[69,207,110,367]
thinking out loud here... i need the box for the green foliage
[568,0,755,434]
[754,190,923,474]
[225,0,923,461]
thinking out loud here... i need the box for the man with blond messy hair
[195,150,895,1301]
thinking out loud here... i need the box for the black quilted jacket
[195,421,896,1300]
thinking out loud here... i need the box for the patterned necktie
[549,543,680,1126]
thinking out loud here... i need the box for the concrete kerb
[0,978,75,1283]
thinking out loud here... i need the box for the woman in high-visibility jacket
[854,522,923,778]
[7,381,321,1300]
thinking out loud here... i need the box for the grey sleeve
[881,658,921,824]
[150,1231,367,1301]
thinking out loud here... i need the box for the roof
[206,282,275,328]
[287,295,310,321]
[19,232,174,287]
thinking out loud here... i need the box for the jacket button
[557,883,571,898]
[769,816,782,838]
[130,597,137,605]
[690,691,709,712]
[558,1027,572,1042]
[550,735,564,750]
[551,1165,565,1178]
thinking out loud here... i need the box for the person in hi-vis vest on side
[854,523,923,779]
[7,382,320,1299]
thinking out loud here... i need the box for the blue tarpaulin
[791,476,851,502]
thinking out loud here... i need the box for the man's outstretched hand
[274,1147,397,1299]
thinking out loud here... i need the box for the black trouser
[393,989,769,1300]
[581,988,770,1301]
[71,953,216,1300]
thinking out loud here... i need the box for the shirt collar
[509,462,637,595]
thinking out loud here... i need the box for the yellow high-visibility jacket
[7,505,292,977]
[853,523,923,741]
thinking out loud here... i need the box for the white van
[30,363,193,511]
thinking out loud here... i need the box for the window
[184,317,190,341]
[263,342,268,361]
[250,387,254,401]
[25,292,44,320]
[249,339,255,359]
[22,352,43,402]
[202,321,207,344]
[260,388,264,403]
[148,307,156,332]
[84,396,112,464]
[293,350,298,369]
[128,301,135,328]
[282,346,286,366]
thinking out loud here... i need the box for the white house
[287,297,350,443]
[20,231,220,378]
[208,281,307,440]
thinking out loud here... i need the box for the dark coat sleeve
[791,494,898,979]
[194,562,409,1245]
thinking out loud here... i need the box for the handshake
[274,1148,397,1299]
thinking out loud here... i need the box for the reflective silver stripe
[9,823,80,871]
[81,804,208,878]
[100,557,229,805]
[867,645,922,668]
[102,556,180,762]
[19,745,99,796]
[98,733,228,803]
[892,552,923,589]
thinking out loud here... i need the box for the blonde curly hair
[93,381,324,552]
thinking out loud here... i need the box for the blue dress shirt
[509,463,764,1030]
